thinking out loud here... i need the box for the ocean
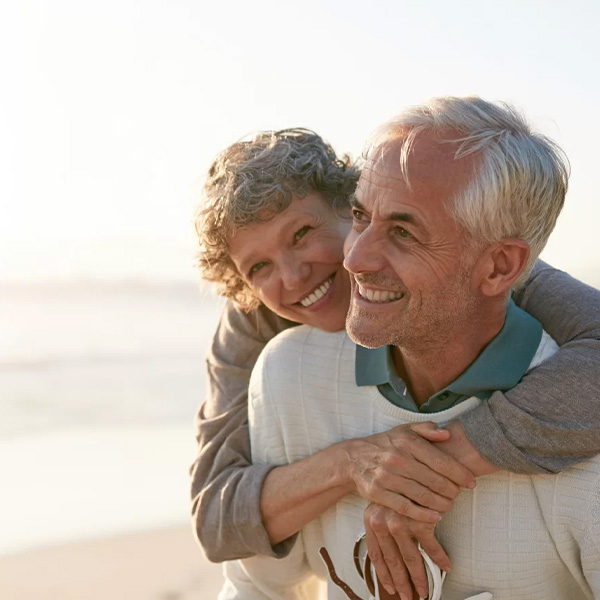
[2,268,598,557]
[0,279,225,556]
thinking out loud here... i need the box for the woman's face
[229,191,351,331]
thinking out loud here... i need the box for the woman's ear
[478,239,530,297]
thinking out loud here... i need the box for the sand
[0,525,224,600]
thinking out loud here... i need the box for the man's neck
[393,303,508,407]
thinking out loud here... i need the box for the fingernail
[467,480,476,489]
[399,594,410,600]
[384,585,395,595]
[432,512,441,522]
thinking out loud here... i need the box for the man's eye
[394,227,412,239]
[294,226,311,241]
[352,209,366,221]
[248,262,267,277]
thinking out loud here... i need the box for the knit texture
[221,326,600,600]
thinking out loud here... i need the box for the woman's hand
[259,421,479,548]
[342,421,476,522]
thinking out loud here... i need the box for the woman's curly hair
[195,128,360,310]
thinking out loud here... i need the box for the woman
[191,128,600,597]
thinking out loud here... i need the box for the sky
[2,0,599,283]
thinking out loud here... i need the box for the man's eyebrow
[349,194,364,210]
[350,195,420,226]
[389,211,419,226]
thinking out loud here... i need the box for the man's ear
[478,239,530,297]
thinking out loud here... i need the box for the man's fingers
[415,528,451,573]
[366,523,414,600]
[390,526,429,599]
[364,519,397,597]
[374,577,400,600]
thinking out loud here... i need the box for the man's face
[343,132,482,350]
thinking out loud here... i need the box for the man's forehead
[360,131,476,191]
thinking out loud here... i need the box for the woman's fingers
[378,475,455,512]
[376,489,442,523]
[392,459,463,500]
[408,421,451,442]
[349,423,476,521]
[387,428,476,489]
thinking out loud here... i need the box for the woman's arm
[192,302,475,563]
[193,261,600,571]
[190,300,297,562]
[460,260,600,473]
[259,421,475,546]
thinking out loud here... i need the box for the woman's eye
[294,226,311,241]
[248,262,267,277]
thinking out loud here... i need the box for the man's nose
[343,227,386,275]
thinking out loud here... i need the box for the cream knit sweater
[219,327,600,600]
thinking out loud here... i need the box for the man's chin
[345,316,390,349]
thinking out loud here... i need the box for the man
[219,98,600,600]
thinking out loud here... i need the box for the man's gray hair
[195,128,359,310]
[366,97,570,284]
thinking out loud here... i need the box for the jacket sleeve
[190,299,297,562]
[460,261,600,474]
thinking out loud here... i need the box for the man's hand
[342,422,476,522]
[364,503,450,600]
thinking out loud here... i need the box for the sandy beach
[0,525,224,600]
[0,282,228,599]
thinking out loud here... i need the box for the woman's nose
[279,253,310,290]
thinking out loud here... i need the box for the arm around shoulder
[190,300,296,561]
[461,261,600,474]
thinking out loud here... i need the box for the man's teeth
[300,277,333,307]
[358,285,403,303]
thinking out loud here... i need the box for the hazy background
[1,0,599,563]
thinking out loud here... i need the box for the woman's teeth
[358,285,403,303]
[300,277,333,307]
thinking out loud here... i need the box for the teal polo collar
[355,300,543,413]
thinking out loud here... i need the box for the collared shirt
[355,300,543,413]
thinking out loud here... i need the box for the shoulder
[258,326,353,368]
[249,327,354,399]
[217,300,295,343]
[528,329,560,371]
